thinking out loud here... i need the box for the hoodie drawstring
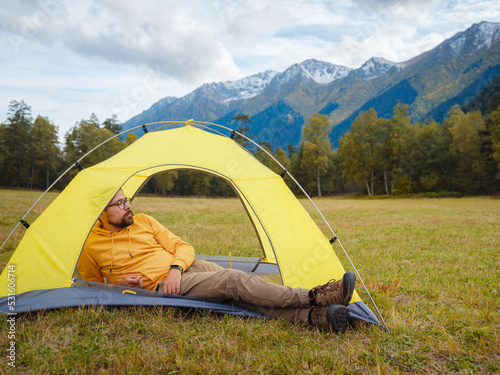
[110,233,114,273]
[128,228,133,258]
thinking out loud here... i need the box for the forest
[0,96,499,197]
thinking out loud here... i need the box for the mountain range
[122,21,500,149]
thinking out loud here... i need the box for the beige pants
[163,259,313,323]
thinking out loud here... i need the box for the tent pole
[334,239,391,332]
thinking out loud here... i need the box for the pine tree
[1,100,33,188]
[31,116,60,189]
[103,114,122,134]
[232,114,252,147]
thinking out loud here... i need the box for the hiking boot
[311,272,356,307]
[309,304,349,333]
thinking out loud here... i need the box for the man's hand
[115,274,143,289]
[162,268,182,295]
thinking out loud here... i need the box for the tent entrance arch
[0,120,388,330]
[132,168,277,269]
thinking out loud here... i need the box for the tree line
[0,100,134,190]
[0,99,499,196]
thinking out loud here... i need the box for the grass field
[0,190,499,374]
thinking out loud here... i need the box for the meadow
[0,189,499,374]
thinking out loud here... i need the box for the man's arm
[79,248,144,288]
[148,215,195,271]
[146,214,195,294]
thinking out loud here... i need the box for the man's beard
[110,210,134,229]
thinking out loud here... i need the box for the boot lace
[311,279,339,300]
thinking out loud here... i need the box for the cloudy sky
[1,0,499,137]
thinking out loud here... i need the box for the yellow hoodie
[77,213,195,291]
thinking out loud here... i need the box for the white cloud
[213,0,292,41]
[1,0,241,83]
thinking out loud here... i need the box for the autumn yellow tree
[300,114,333,197]
[446,105,487,193]
[154,172,178,195]
[339,109,380,195]
[487,105,500,172]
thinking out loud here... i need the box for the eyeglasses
[107,198,131,210]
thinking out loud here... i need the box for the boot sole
[342,272,356,306]
[326,304,350,333]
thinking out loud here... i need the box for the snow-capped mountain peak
[442,21,500,56]
[298,59,352,84]
[356,57,402,80]
[216,70,278,102]
[271,59,351,88]
[185,70,278,103]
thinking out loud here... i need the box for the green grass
[0,190,499,374]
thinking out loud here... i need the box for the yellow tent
[0,122,379,324]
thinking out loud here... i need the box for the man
[78,190,357,333]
